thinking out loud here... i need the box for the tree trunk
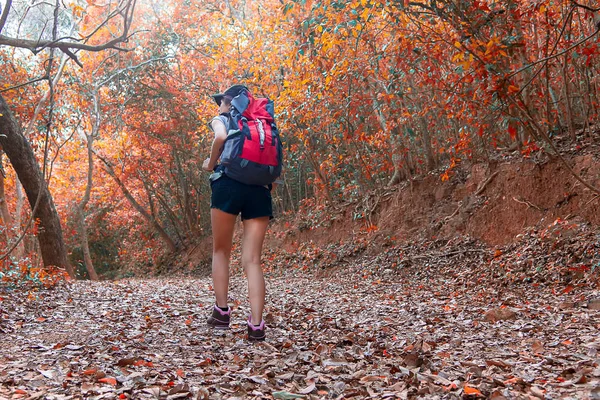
[419,118,436,171]
[562,53,576,141]
[284,180,296,212]
[74,131,98,280]
[173,151,197,236]
[0,152,26,260]
[0,94,73,276]
[151,188,185,244]
[76,210,97,280]
[549,86,565,130]
[388,152,404,187]
[369,88,406,187]
[15,178,25,259]
[73,90,100,281]
[581,66,594,139]
[0,154,13,243]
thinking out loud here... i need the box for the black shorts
[210,174,273,220]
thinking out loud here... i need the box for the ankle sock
[248,318,265,329]
[217,305,229,312]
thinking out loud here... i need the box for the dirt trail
[1,265,599,399]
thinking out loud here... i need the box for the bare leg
[241,216,270,325]
[211,208,237,308]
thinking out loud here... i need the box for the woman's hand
[202,158,213,172]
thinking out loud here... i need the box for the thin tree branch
[0,76,48,93]
[62,47,83,67]
[96,55,174,88]
[21,52,69,138]
[0,0,12,36]
[571,0,600,12]
[507,26,600,81]
[0,0,138,57]
[47,116,81,181]
[0,34,133,53]
[510,6,577,98]
[76,0,131,41]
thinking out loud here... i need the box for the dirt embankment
[172,151,600,277]
[274,153,600,251]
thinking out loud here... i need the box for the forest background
[1,0,600,283]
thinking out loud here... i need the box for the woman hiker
[202,84,275,341]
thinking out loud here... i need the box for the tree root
[475,171,499,196]
[512,196,545,211]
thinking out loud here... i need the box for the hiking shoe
[207,305,231,329]
[247,317,266,341]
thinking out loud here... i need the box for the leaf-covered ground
[2,223,600,399]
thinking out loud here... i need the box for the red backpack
[220,89,283,186]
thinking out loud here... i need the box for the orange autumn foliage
[1,0,598,276]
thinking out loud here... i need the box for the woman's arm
[202,118,228,171]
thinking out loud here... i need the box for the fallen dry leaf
[464,385,483,396]
[299,382,316,394]
[97,377,117,386]
[1,228,599,400]
[484,308,517,322]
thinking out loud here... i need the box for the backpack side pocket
[221,129,244,166]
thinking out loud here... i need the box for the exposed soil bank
[275,154,600,251]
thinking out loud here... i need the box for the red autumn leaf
[562,285,574,294]
[82,369,98,375]
[464,385,482,396]
[98,377,117,386]
[507,84,519,94]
